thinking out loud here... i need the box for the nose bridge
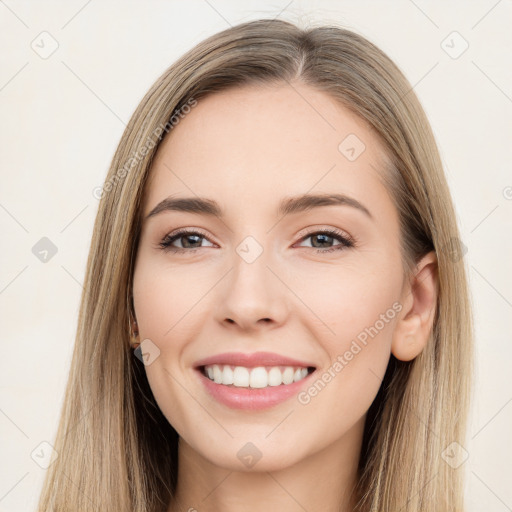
[231,232,274,298]
[218,230,288,327]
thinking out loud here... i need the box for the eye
[159,229,214,253]
[158,227,356,255]
[295,228,355,253]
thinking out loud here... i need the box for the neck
[168,416,365,512]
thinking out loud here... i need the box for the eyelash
[158,228,356,255]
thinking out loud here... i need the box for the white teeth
[222,365,234,385]
[203,364,312,388]
[213,364,222,384]
[282,367,294,385]
[233,366,250,387]
[268,367,282,386]
[249,367,268,388]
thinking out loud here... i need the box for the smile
[202,364,314,388]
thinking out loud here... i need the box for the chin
[185,432,311,473]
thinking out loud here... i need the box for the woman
[37,18,473,512]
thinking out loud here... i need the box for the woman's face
[133,82,407,471]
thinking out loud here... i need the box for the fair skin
[132,82,438,512]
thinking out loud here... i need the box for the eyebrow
[146,193,373,221]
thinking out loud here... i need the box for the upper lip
[194,351,316,369]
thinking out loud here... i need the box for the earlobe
[391,317,423,361]
[391,251,438,362]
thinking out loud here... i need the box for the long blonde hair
[37,18,473,511]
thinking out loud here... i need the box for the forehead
[142,82,392,221]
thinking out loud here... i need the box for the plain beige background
[0,1,511,510]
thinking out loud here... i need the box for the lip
[196,370,316,410]
[194,351,316,369]
[193,351,317,411]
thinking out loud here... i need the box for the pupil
[183,235,201,248]
[313,234,331,248]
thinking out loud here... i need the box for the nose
[217,247,290,332]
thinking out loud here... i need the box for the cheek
[132,256,205,342]
[292,341,389,458]
[132,257,215,434]
[293,305,396,451]
[291,263,400,418]
[132,262,201,437]
[289,257,402,345]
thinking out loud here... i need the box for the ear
[391,251,438,361]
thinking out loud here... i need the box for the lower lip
[196,368,316,410]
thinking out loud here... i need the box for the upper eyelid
[296,226,351,240]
